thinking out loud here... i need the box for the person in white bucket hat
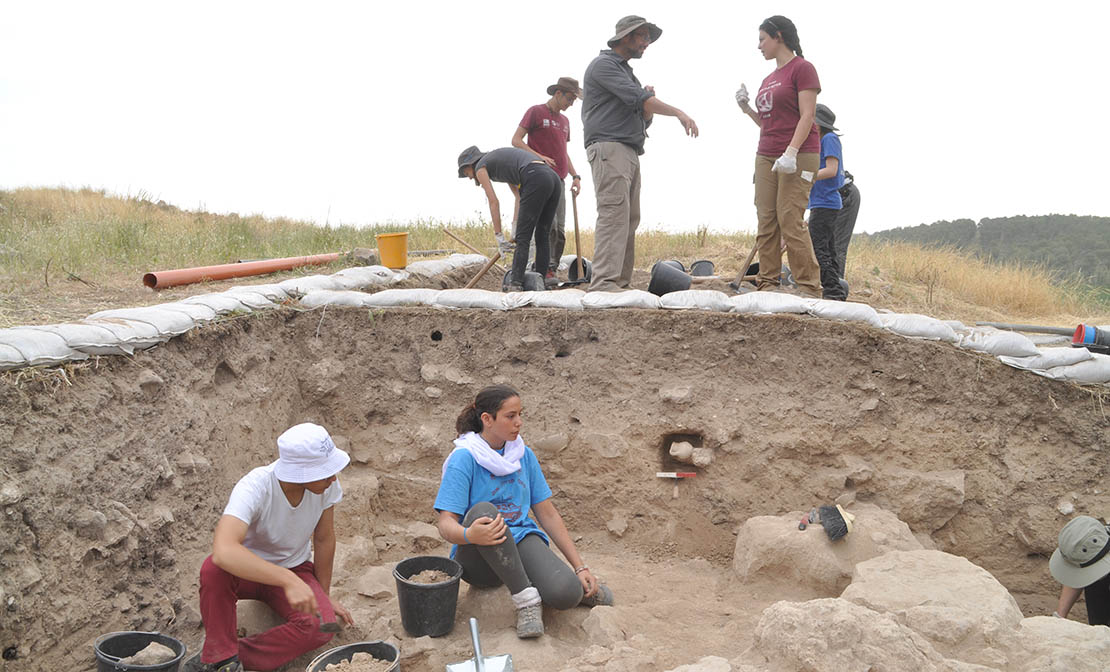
[1050,515,1110,626]
[184,423,353,672]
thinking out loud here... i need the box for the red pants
[198,555,335,671]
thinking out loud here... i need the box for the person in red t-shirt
[735,15,823,298]
[511,77,584,282]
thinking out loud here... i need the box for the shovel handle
[469,617,485,672]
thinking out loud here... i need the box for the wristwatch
[571,174,581,180]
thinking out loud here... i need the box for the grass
[1,187,1107,328]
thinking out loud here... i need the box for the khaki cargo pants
[586,141,641,292]
[754,152,822,296]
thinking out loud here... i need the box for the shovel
[558,190,588,287]
[446,617,512,672]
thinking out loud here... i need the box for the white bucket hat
[274,423,350,483]
[1050,515,1110,589]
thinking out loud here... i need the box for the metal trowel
[446,617,512,672]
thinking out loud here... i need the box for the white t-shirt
[223,462,343,568]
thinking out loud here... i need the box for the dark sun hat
[815,103,839,132]
[457,145,484,178]
[547,76,582,97]
[1050,515,1110,589]
[607,15,662,47]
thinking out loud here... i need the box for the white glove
[495,232,515,254]
[735,84,750,108]
[772,146,798,174]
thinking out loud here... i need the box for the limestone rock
[1015,615,1110,672]
[407,521,443,552]
[424,386,442,399]
[582,606,625,646]
[733,504,922,597]
[521,334,546,344]
[581,433,626,459]
[752,598,954,672]
[398,635,438,661]
[532,433,570,453]
[691,447,714,468]
[237,600,283,634]
[73,508,108,540]
[355,565,396,600]
[666,656,732,672]
[669,441,694,463]
[350,247,380,265]
[120,641,176,665]
[659,384,693,404]
[842,550,1023,668]
[874,467,965,532]
[136,369,164,395]
[607,514,628,538]
[841,456,875,485]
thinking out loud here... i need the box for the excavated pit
[0,307,1107,670]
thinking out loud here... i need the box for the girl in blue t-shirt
[807,103,848,300]
[434,385,612,639]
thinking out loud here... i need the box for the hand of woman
[466,514,507,546]
[577,567,598,598]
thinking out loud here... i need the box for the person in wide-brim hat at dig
[184,423,354,672]
[1050,515,1110,625]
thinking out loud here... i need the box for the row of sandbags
[297,286,1110,385]
[0,255,486,370]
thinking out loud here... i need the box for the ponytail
[760,15,803,58]
[455,385,519,435]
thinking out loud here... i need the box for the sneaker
[184,653,243,672]
[579,584,614,607]
[515,603,544,638]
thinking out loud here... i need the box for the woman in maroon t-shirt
[735,15,823,297]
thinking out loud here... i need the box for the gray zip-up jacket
[582,50,655,155]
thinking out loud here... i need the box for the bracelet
[574,565,589,575]
[462,526,469,544]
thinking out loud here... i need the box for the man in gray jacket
[582,15,698,292]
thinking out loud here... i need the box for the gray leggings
[455,502,583,610]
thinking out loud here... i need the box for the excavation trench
[0,307,1106,670]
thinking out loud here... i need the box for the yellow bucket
[376,232,408,269]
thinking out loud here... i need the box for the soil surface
[0,292,1107,670]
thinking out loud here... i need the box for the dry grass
[1,187,1106,329]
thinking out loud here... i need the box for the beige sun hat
[1049,515,1110,589]
[607,15,662,47]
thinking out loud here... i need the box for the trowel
[446,617,512,672]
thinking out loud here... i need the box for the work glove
[735,84,750,108]
[772,146,798,174]
[495,231,515,254]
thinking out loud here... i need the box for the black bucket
[567,257,592,283]
[690,259,715,276]
[501,269,546,292]
[393,555,463,637]
[306,641,400,672]
[658,259,685,272]
[648,260,692,296]
[93,632,186,672]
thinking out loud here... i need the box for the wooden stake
[731,243,759,287]
[572,191,585,279]
[463,252,502,289]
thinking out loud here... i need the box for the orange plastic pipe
[143,252,341,289]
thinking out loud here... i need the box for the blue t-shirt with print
[434,445,552,558]
[808,132,844,210]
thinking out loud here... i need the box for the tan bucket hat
[1049,516,1110,588]
[607,15,662,47]
[547,76,582,97]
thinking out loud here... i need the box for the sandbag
[879,313,960,342]
[529,289,586,310]
[581,290,661,310]
[181,293,255,314]
[362,288,440,307]
[277,274,342,296]
[999,347,1094,372]
[406,259,454,277]
[299,290,373,308]
[0,343,25,371]
[26,322,135,356]
[158,301,218,323]
[331,265,399,289]
[659,290,732,312]
[729,291,813,315]
[807,299,883,327]
[82,317,168,349]
[87,307,197,337]
[215,289,280,310]
[1037,354,1110,385]
[958,327,1040,357]
[225,283,289,301]
[435,289,513,311]
[501,291,535,310]
[0,327,87,367]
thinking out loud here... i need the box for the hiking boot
[184,653,243,672]
[579,584,614,607]
[543,272,559,289]
[515,603,544,638]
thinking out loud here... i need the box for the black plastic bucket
[658,259,685,272]
[501,269,546,292]
[93,632,186,672]
[393,555,463,637]
[567,257,592,283]
[690,259,715,276]
[648,260,692,296]
[306,641,400,672]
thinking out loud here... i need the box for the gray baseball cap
[607,15,661,47]
[1049,516,1110,588]
[457,145,484,178]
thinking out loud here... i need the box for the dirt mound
[0,306,1106,670]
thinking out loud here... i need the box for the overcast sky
[3,1,1107,236]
